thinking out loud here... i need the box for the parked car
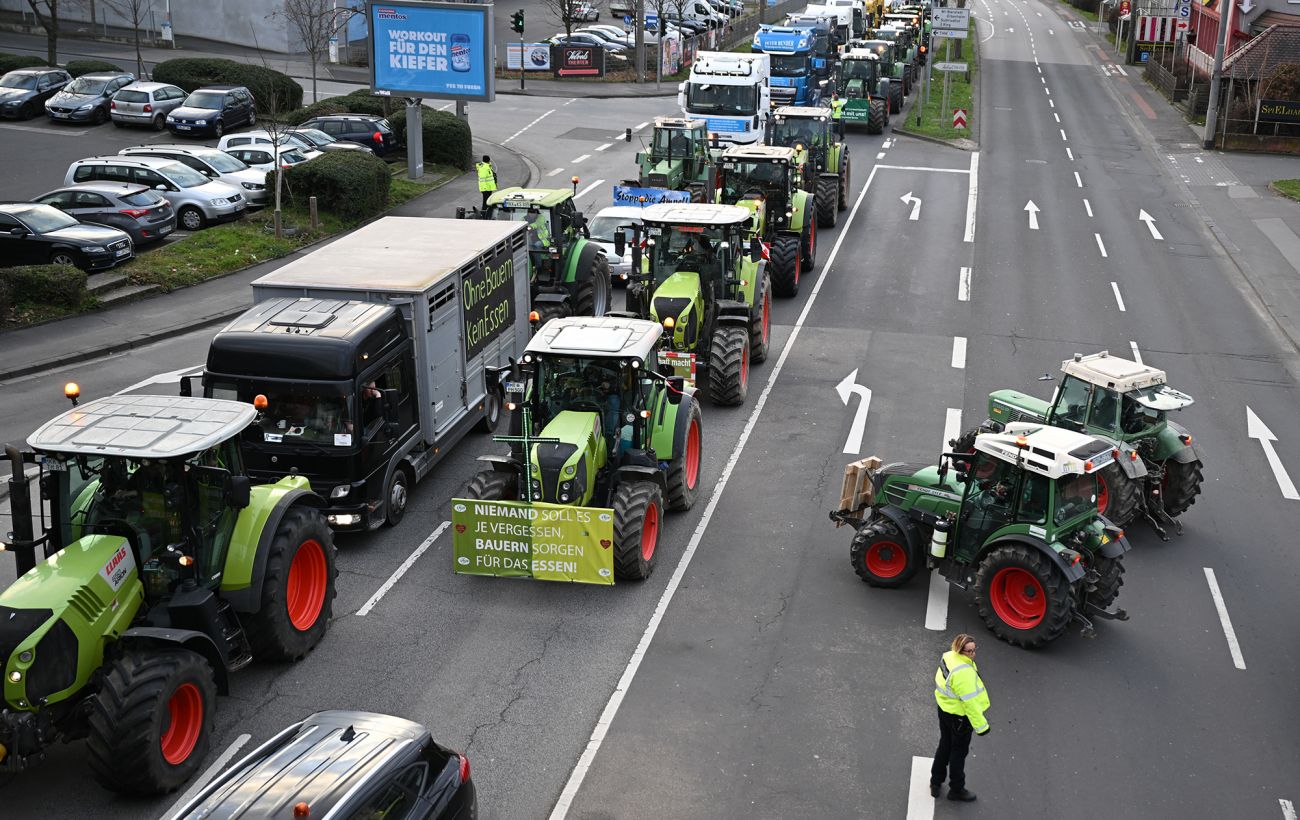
[223,144,311,174]
[44,71,134,124]
[0,201,133,270]
[32,181,176,245]
[299,114,399,156]
[216,129,323,160]
[568,0,600,22]
[286,126,375,155]
[588,205,644,281]
[66,155,247,231]
[110,81,187,130]
[166,84,256,138]
[0,67,71,120]
[118,144,271,205]
[171,711,476,820]
[576,25,635,46]
[551,31,630,51]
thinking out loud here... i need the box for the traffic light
[511,9,524,34]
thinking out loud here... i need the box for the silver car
[66,155,247,232]
[587,205,644,281]
[118,144,271,205]
[110,81,187,130]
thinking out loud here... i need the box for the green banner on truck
[451,498,615,584]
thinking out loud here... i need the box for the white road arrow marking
[900,191,922,220]
[1025,199,1040,230]
[1139,209,1164,240]
[1247,406,1299,500]
[836,368,874,455]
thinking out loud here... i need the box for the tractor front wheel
[247,507,337,662]
[87,649,216,795]
[974,544,1072,648]
[801,214,817,271]
[769,233,802,297]
[1161,458,1203,518]
[1089,555,1125,609]
[838,155,851,212]
[574,252,613,316]
[815,177,839,228]
[888,81,903,114]
[849,518,919,588]
[665,399,703,511]
[750,272,772,364]
[1097,462,1141,527]
[612,481,664,580]
[465,469,518,501]
[707,325,750,406]
[867,99,886,135]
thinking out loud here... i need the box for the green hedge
[151,58,303,113]
[0,265,88,308]
[279,151,392,223]
[65,59,124,77]
[0,52,50,72]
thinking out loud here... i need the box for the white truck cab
[678,51,772,145]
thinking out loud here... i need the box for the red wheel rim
[640,502,659,561]
[793,243,801,284]
[684,419,701,490]
[809,219,816,262]
[1097,474,1110,514]
[740,342,749,388]
[864,540,907,578]
[989,567,1046,629]
[160,682,203,765]
[286,539,327,631]
[761,289,771,345]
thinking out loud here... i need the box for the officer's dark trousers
[481,190,492,208]
[930,707,973,791]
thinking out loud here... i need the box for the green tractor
[630,117,720,203]
[868,26,918,97]
[0,394,336,793]
[849,39,909,112]
[464,187,612,323]
[618,202,771,406]
[831,424,1131,647]
[716,144,817,299]
[953,351,1202,539]
[837,49,893,135]
[768,105,852,228]
[464,316,703,580]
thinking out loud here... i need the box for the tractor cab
[717,144,800,235]
[636,117,718,198]
[848,40,894,73]
[770,106,835,173]
[1046,352,1194,443]
[871,25,913,54]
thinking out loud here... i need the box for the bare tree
[246,28,298,239]
[25,0,61,66]
[100,0,153,79]
[267,0,356,104]
[539,0,579,37]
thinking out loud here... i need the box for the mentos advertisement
[368,0,494,102]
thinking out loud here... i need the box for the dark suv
[301,114,398,156]
[0,67,71,120]
[166,84,256,138]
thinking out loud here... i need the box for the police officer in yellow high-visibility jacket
[930,633,990,802]
[476,154,497,209]
[829,92,847,140]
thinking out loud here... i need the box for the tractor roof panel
[774,105,834,119]
[489,187,573,208]
[1061,350,1168,392]
[975,424,1114,480]
[653,116,707,130]
[526,316,662,361]
[640,202,753,226]
[842,48,883,60]
[28,395,256,459]
[721,144,797,159]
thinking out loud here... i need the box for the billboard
[368,0,494,102]
[507,42,552,70]
[451,499,615,584]
[553,44,606,78]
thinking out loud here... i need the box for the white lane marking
[356,522,450,616]
[901,191,923,220]
[1038,66,1044,73]
[1049,98,1055,108]
[1084,198,1094,217]
[1110,281,1126,311]
[1042,76,1047,84]
[594,142,613,152]
[547,167,565,177]
[551,149,890,820]
[502,108,555,144]
[116,364,202,396]
[1034,56,1039,65]
[633,121,649,130]
[1024,199,1040,230]
[1281,798,1297,820]
[926,407,961,631]
[1049,28,1054,34]
[964,152,980,243]
[1046,87,1051,95]
[836,369,874,455]
[1115,64,1128,76]
[574,178,606,199]
[436,102,454,111]
[951,337,967,369]
[1053,112,1060,122]
[878,164,971,174]
[162,733,252,819]
[1095,233,1108,257]
[1066,147,1074,161]
[1061,128,1069,141]
[1139,208,1164,240]
[1204,568,1247,670]
[958,266,971,301]
[1075,171,1084,188]
[907,756,937,819]
[877,151,886,159]
[563,98,577,106]
[571,153,591,164]
[1246,407,1300,500]
[1129,341,1144,365]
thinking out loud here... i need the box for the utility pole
[635,0,646,83]
[1202,0,1236,149]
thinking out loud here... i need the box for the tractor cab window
[1017,473,1049,525]
[1053,473,1098,526]
[721,161,788,205]
[189,443,241,582]
[842,59,877,81]
[1120,391,1164,436]
[771,117,822,149]
[956,454,1018,555]
[497,207,554,253]
[649,225,727,281]
[1086,386,1120,434]
[653,128,694,158]
[1051,376,1092,433]
[83,457,183,564]
[536,355,636,447]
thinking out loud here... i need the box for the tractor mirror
[178,375,194,397]
[227,475,251,509]
[749,236,762,262]
[455,206,467,219]
[666,376,685,402]
[614,229,626,258]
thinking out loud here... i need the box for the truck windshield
[647,224,728,280]
[208,380,355,446]
[769,54,809,76]
[1054,473,1098,527]
[686,82,758,116]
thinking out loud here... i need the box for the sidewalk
[0,141,531,383]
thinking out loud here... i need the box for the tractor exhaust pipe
[5,444,37,577]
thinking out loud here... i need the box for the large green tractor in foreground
[618,202,771,406]
[953,351,1202,538]
[837,49,892,135]
[463,187,612,322]
[769,105,851,228]
[832,424,1131,647]
[631,117,720,202]
[716,144,816,298]
[0,394,336,793]
[465,316,702,579]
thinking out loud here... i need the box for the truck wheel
[838,156,851,212]
[815,177,839,229]
[574,253,613,316]
[974,544,1072,648]
[384,467,411,527]
[1089,555,1125,609]
[801,216,816,271]
[707,325,749,406]
[87,649,215,795]
[750,272,771,364]
[465,469,518,501]
[769,233,801,298]
[1161,458,1203,518]
[1097,462,1141,527]
[247,507,337,662]
[665,398,703,511]
[612,481,664,580]
[849,518,919,588]
[867,99,885,135]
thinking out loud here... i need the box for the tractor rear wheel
[1089,555,1125,609]
[849,518,919,588]
[888,81,903,114]
[573,252,613,316]
[801,215,817,271]
[246,507,337,662]
[87,649,215,795]
[975,544,1072,648]
[750,272,771,364]
[815,177,839,228]
[465,470,518,501]
[1161,458,1203,518]
[769,233,802,298]
[838,156,851,212]
[534,301,570,329]
[707,325,750,406]
[867,99,886,135]
[1097,462,1141,527]
[612,481,664,580]
[665,399,703,511]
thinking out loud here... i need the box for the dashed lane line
[1084,198,1094,217]
[1095,233,1108,257]
[1129,341,1144,365]
[1281,798,1297,820]
[547,167,565,177]
[951,337,967,369]
[633,121,649,130]
[594,142,613,152]
[356,522,450,616]
[964,151,980,243]
[1053,112,1060,122]
[926,408,963,632]
[1204,567,1248,670]
[1049,98,1055,108]
[877,152,886,159]
[958,266,971,301]
[1110,281,1126,311]
[1075,171,1084,188]
[502,108,556,145]
[1066,147,1074,160]
[1060,128,1069,141]
[571,153,591,164]
[574,178,606,199]
[907,756,937,819]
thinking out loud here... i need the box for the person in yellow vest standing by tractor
[476,154,497,209]
[829,92,846,140]
[930,633,990,803]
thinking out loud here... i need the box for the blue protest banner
[368,0,494,102]
[613,186,694,206]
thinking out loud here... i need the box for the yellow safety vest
[933,650,991,733]
[476,161,497,192]
[830,98,846,120]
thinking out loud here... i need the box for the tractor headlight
[532,479,542,495]
[560,480,573,494]
[8,671,20,683]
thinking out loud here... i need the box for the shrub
[281,88,392,125]
[0,264,88,308]
[1262,63,1300,101]
[65,59,124,78]
[0,52,49,72]
[0,275,13,318]
[280,151,392,222]
[151,58,303,113]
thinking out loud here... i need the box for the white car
[587,205,644,281]
[569,0,600,22]
[578,24,635,45]
[222,144,312,173]
[216,130,323,160]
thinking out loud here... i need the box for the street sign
[934,61,969,72]
[952,108,968,129]
[933,7,970,29]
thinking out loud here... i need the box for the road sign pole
[940,37,951,127]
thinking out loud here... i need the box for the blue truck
[751,24,831,108]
